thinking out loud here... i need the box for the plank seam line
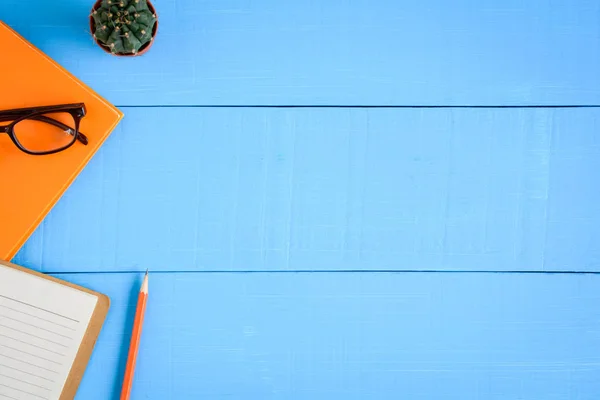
[46,270,600,275]
[116,105,600,109]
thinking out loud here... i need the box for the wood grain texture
[4,3,600,399]
[14,107,600,272]
[1,0,599,106]
[59,272,600,400]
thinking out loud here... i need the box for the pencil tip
[141,269,149,293]
[145,268,149,276]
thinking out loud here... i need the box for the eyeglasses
[0,103,88,155]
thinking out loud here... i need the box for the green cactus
[92,0,157,55]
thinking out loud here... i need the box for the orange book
[0,21,124,260]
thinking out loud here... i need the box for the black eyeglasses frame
[0,103,88,155]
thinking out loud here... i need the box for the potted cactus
[90,0,158,56]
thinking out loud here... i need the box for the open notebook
[0,261,109,400]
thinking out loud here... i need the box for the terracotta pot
[90,0,158,57]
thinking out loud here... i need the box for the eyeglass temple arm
[0,111,34,122]
[0,104,84,119]
[0,110,52,123]
[0,115,22,123]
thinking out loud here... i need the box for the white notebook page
[0,265,97,400]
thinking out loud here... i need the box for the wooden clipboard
[0,260,110,400]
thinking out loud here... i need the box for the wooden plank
[14,107,600,272]
[2,0,599,106]
[54,272,600,399]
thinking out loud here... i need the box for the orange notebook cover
[0,21,124,260]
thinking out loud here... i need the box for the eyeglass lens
[13,112,77,153]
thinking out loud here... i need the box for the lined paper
[0,265,97,400]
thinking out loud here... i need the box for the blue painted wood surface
[62,272,600,400]
[1,0,599,105]
[3,0,600,399]
[14,108,600,272]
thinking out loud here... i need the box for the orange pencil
[120,270,149,400]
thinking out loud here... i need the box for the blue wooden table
[2,1,600,399]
